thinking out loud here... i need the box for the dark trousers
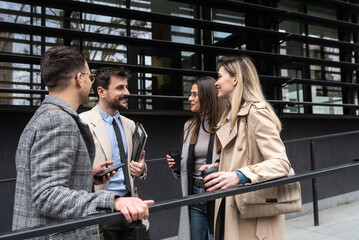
[101,219,151,240]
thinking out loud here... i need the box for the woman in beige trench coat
[200,56,291,240]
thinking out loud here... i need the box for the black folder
[132,122,148,162]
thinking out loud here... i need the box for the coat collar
[89,106,131,162]
[223,101,256,122]
[42,95,79,118]
[218,101,259,150]
[237,101,257,116]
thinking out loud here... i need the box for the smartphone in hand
[93,163,126,178]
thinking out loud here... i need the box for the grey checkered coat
[12,96,118,240]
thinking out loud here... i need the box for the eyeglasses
[188,92,198,98]
[81,72,96,82]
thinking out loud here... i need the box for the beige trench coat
[214,101,291,240]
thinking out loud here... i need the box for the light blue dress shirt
[97,105,128,196]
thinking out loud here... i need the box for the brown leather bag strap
[39,107,63,116]
[243,115,251,166]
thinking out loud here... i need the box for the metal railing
[1,28,358,71]
[283,130,359,226]
[8,0,359,35]
[1,87,359,110]
[1,161,359,240]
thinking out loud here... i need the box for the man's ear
[97,86,105,99]
[74,73,83,87]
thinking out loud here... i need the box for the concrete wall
[1,110,359,239]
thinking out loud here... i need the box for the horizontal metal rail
[0,53,215,77]
[261,76,359,89]
[279,78,359,89]
[10,8,356,52]
[1,161,359,240]
[150,161,359,211]
[1,73,359,92]
[0,178,16,184]
[300,0,359,15]
[1,87,359,109]
[1,22,359,70]
[9,0,359,35]
[172,0,359,31]
[0,88,188,100]
[269,100,359,109]
[1,75,359,91]
[1,1,359,52]
[284,129,359,143]
[1,51,359,89]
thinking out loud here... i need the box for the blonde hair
[217,56,282,132]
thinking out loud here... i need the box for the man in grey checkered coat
[12,46,153,240]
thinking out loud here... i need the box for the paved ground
[164,200,359,240]
[286,200,359,240]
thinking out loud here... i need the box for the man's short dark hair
[92,67,131,98]
[41,46,86,91]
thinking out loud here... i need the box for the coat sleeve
[175,120,193,178]
[239,107,291,184]
[30,113,117,219]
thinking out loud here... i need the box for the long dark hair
[183,76,227,145]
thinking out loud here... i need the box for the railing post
[310,140,319,226]
[133,220,146,240]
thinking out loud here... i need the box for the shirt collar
[97,105,120,124]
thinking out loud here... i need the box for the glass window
[0,0,358,116]
[213,8,245,45]
[281,68,304,114]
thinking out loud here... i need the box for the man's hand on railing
[114,197,154,223]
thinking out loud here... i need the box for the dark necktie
[112,118,131,194]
